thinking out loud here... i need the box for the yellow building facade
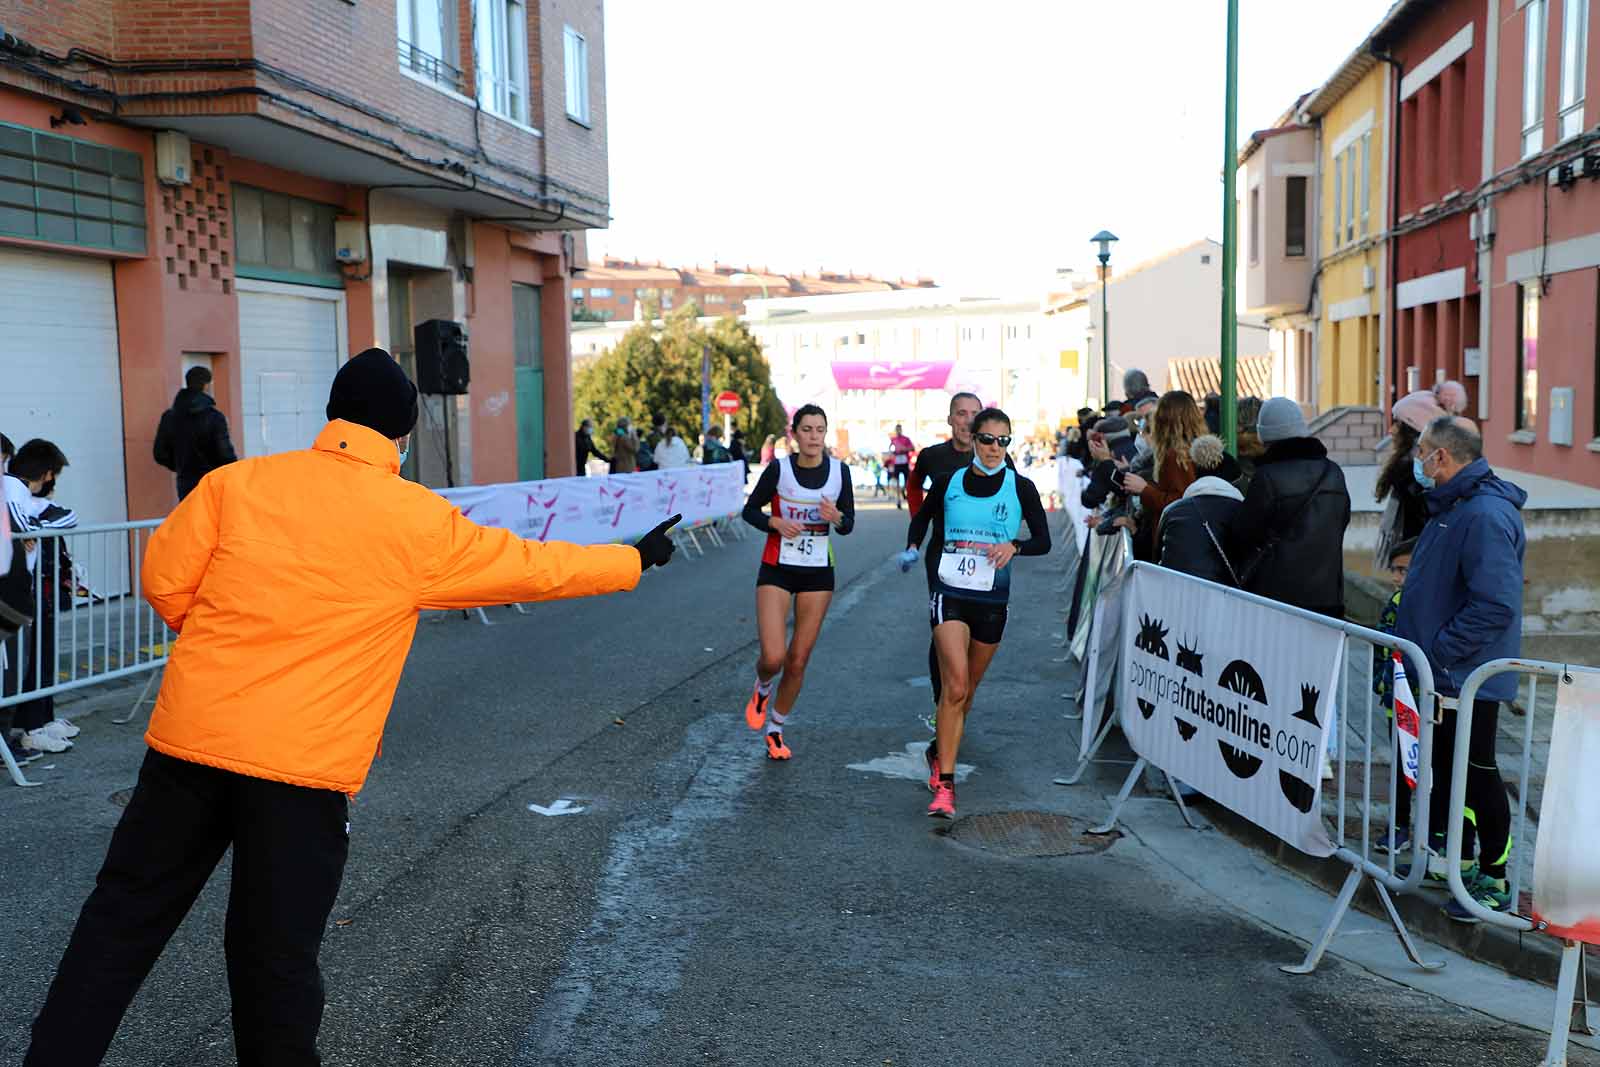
[1306,57,1390,411]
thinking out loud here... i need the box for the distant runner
[887,424,915,508]
[741,405,855,760]
[902,407,1050,818]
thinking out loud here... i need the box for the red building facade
[0,0,606,524]
[1384,0,1488,420]
[1486,0,1600,483]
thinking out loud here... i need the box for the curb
[1195,794,1599,999]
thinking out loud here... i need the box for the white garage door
[0,247,128,528]
[238,283,346,457]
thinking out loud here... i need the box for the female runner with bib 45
[902,407,1050,817]
[740,405,855,760]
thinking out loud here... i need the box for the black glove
[634,514,682,571]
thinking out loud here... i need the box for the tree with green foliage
[573,303,788,448]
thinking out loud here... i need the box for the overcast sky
[592,0,1398,289]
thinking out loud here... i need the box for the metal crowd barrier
[3,521,174,787]
[5,507,752,779]
[1442,658,1600,1066]
[1057,560,1446,976]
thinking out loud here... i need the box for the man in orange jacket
[25,349,681,1067]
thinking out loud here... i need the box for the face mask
[396,440,410,468]
[973,458,1006,477]
[1412,455,1435,490]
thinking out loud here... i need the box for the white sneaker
[39,719,79,740]
[22,729,72,753]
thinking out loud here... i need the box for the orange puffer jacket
[142,420,643,793]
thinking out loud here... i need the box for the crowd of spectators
[1066,366,1526,921]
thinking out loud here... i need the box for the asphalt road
[1,497,1589,1066]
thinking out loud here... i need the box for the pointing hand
[634,514,682,570]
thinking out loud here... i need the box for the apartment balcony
[1241,126,1316,318]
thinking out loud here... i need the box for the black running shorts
[929,592,1007,644]
[757,562,836,594]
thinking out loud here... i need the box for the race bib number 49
[780,531,828,567]
[938,547,996,592]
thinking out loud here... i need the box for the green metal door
[513,282,545,480]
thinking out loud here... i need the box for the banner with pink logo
[438,463,747,545]
[829,361,956,390]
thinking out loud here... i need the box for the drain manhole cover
[940,811,1119,857]
[110,788,135,808]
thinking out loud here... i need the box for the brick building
[1382,0,1489,420]
[571,257,935,320]
[0,0,607,526]
[1487,0,1600,482]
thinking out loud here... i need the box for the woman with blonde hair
[1120,390,1207,561]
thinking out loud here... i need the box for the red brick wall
[535,0,608,225]
[1,0,118,58]
[115,0,253,58]
[0,0,602,227]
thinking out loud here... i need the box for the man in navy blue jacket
[1396,415,1526,922]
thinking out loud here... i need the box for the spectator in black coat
[1158,475,1244,585]
[1227,397,1352,618]
[1080,416,1139,510]
[574,418,609,475]
[154,366,237,500]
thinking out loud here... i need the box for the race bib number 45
[780,531,829,567]
[939,546,996,591]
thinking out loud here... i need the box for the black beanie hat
[327,348,419,439]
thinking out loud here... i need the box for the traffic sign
[714,391,741,414]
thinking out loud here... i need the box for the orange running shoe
[927,782,955,819]
[765,731,791,760]
[744,686,769,731]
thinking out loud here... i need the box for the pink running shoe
[924,744,940,793]
[927,782,956,819]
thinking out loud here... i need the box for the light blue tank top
[937,467,1024,604]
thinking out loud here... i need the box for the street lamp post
[1090,230,1118,407]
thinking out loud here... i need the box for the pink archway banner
[829,361,957,391]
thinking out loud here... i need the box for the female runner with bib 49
[740,405,855,760]
[902,407,1050,817]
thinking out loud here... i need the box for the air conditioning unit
[1362,266,1376,291]
[154,130,191,186]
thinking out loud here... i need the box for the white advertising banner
[1079,532,1133,754]
[1119,565,1345,857]
[1057,457,1090,558]
[1532,670,1600,945]
[437,463,746,545]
